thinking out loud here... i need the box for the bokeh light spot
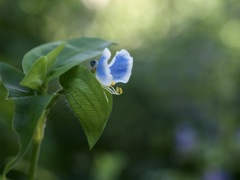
[220,20,240,49]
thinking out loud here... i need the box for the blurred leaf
[45,42,66,73]
[22,37,113,81]
[20,56,47,90]
[6,158,59,180]
[60,66,112,149]
[0,62,34,98]
[2,95,54,179]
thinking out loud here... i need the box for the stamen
[103,85,123,95]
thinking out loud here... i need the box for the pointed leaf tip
[59,65,113,149]
[20,56,47,90]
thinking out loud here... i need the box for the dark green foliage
[0,37,113,179]
[60,66,112,149]
[2,95,54,177]
[1,0,240,180]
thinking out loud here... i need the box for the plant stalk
[29,112,47,180]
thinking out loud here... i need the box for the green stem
[29,139,41,180]
[29,112,47,180]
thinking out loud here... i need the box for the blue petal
[109,49,133,84]
[96,48,113,86]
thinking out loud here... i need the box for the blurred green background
[1,0,240,179]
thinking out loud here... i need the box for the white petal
[96,48,113,86]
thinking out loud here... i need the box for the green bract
[0,37,113,179]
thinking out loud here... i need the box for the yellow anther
[119,87,123,94]
[116,87,123,95]
[103,85,123,95]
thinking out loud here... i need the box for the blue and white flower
[90,48,133,95]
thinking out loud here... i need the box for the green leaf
[20,56,47,90]
[0,62,34,98]
[22,37,113,81]
[45,42,66,73]
[2,95,54,179]
[59,66,113,149]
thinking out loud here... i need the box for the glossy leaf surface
[0,62,34,98]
